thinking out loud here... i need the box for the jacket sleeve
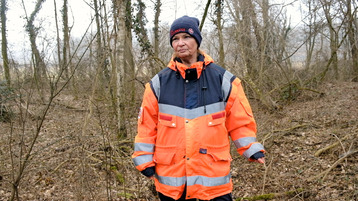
[225,78,265,159]
[132,83,158,171]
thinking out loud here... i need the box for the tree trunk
[24,0,47,85]
[321,0,339,80]
[94,0,107,89]
[215,0,225,67]
[153,0,161,58]
[123,0,136,135]
[346,0,358,81]
[62,0,70,79]
[1,0,10,86]
[330,29,339,79]
[304,0,318,70]
[112,0,128,138]
[237,0,255,77]
[200,0,211,31]
[54,0,62,74]
[247,0,263,80]
[226,0,279,110]
[134,0,157,76]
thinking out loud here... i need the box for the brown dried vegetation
[0,81,357,200]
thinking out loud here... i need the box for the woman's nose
[177,39,185,45]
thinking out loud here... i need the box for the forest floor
[0,80,357,201]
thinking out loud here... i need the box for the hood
[167,53,214,79]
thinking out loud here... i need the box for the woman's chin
[177,52,190,58]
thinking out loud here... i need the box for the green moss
[118,192,134,199]
[236,188,304,201]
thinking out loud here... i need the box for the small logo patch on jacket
[199,148,207,154]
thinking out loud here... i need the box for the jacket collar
[167,53,214,79]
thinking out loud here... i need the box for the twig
[52,159,70,173]
[314,135,349,157]
[309,149,358,181]
[236,188,304,201]
[297,87,324,95]
[263,124,309,142]
[321,149,358,181]
[274,124,309,133]
[261,156,273,194]
[20,102,40,120]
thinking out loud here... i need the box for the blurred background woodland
[0,0,357,200]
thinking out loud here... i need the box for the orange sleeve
[132,83,158,171]
[225,78,265,159]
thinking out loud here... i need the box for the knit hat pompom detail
[169,16,202,47]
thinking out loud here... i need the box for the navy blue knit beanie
[169,16,202,47]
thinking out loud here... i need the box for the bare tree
[22,0,48,86]
[122,0,136,136]
[320,0,339,79]
[111,0,135,138]
[225,0,295,109]
[213,0,225,67]
[200,0,212,31]
[1,0,10,86]
[302,0,321,70]
[345,0,358,81]
[153,0,161,58]
[62,0,70,79]
[233,0,255,76]
[54,0,62,73]
[133,0,157,76]
[94,0,108,87]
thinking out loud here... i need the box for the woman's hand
[250,151,265,164]
[256,157,265,164]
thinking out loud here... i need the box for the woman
[132,16,265,201]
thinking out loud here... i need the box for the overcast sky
[4,0,301,63]
[5,0,210,62]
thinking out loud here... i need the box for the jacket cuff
[141,166,155,177]
[250,151,265,160]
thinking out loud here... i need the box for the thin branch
[200,0,211,31]
[309,149,358,181]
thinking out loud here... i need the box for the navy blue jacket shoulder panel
[149,63,236,110]
[203,63,235,103]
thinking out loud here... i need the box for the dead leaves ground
[0,81,357,200]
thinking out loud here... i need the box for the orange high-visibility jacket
[132,53,265,200]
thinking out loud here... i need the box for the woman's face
[172,33,198,60]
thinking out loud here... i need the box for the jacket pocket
[158,113,177,128]
[153,152,176,165]
[207,111,226,126]
[208,150,232,162]
[239,99,253,117]
[206,143,232,162]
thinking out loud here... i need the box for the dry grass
[0,81,357,200]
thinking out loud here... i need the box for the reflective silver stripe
[133,154,153,166]
[187,174,231,187]
[233,137,257,149]
[222,71,234,101]
[134,143,155,153]
[151,74,160,100]
[243,143,265,159]
[159,102,225,119]
[155,174,231,187]
[155,174,186,187]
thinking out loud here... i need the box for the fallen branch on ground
[263,124,309,142]
[309,149,358,181]
[314,135,349,157]
[236,188,305,201]
[20,102,41,120]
